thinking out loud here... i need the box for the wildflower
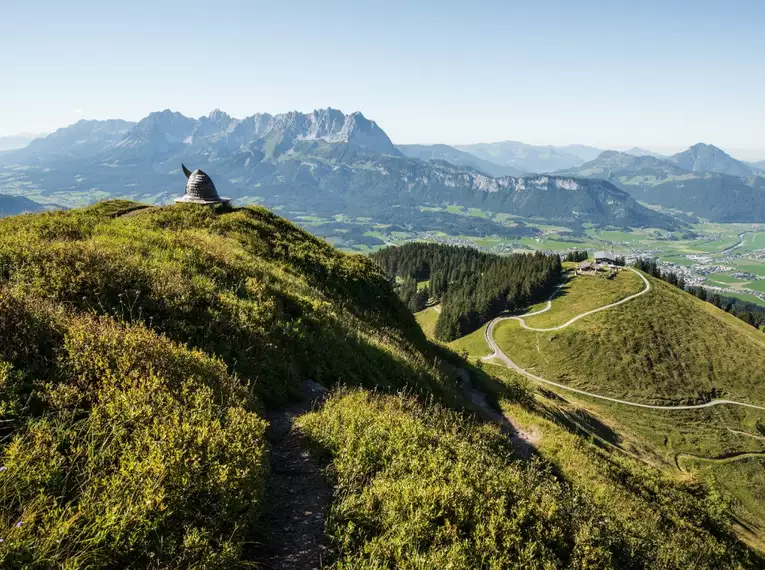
[15,521,22,528]
[0,466,6,472]
[0,538,4,543]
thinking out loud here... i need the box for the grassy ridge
[0,201,467,567]
[494,275,765,405]
[524,270,644,329]
[0,202,458,405]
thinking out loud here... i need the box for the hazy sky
[3,0,764,154]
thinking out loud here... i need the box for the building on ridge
[594,250,617,264]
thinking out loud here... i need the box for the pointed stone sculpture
[175,164,231,204]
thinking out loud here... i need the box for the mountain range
[396,144,524,177]
[558,144,765,222]
[0,108,677,231]
[0,132,46,151]
[453,141,601,173]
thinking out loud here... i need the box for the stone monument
[175,164,231,205]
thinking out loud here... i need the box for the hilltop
[0,203,760,568]
[669,143,757,177]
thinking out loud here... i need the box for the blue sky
[3,0,764,155]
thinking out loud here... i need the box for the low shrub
[0,296,267,568]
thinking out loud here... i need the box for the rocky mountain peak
[670,143,752,177]
[206,109,232,123]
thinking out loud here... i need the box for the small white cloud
[74,108,83,114]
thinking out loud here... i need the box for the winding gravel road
[513,267,651,332]
[482,267,765,412]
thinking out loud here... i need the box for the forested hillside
[372,242,561,340]
[0,202,760,568]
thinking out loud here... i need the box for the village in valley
[367,222,765,307]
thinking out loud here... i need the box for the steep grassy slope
[0,201,465,567]
[298,388,760,568]
[0,202,762,567]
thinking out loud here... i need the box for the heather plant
[0,201,466,567]
[298,389,760,569]
[0,291,267,568]
[0,202,447,405]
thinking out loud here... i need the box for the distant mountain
[0,133,45,151]
[668,143,755,177]
[0,109,678,230]
[559,149,765,222]
[623,147,665,158]
[454,141,595,173]
[0,194,44,217]
[396,144,523,177]
[554,144,604,162]
[563,150,687,178]
[8,119,135,163]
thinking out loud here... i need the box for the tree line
[564,250,626,266]
[564,250,588,262]
[633,258,765,329]
[372,243,561,341]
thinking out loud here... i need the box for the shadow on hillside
[537,386,569,403]
[545,404,622,448]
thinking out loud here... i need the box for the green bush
[0,292,267,568]
[298,389,759,569]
